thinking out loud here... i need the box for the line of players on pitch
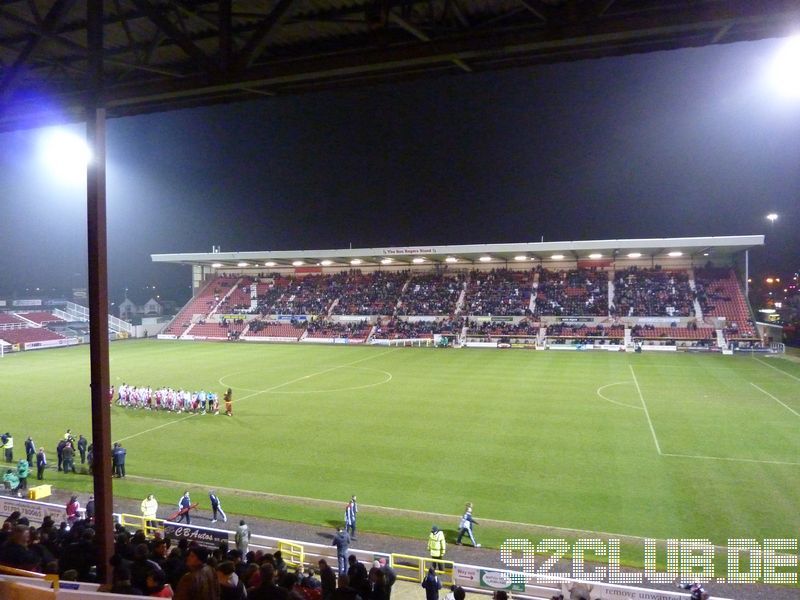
[112,383,233,415]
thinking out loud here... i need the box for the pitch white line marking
[662,452,800,467]
[118,348,397,441]
[116,414,198,442]
[268,367,393,395]
[750,382,800,418]
[121,473,687,544]
[755,357,800,383]
[629,364,662,455]
[596,382,642,410]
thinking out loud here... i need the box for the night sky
[0,37,798,304]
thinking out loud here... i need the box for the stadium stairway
[207,277,244,318]
[716,329,727,348]
[688,269,704,320]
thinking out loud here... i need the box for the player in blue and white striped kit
[345,495,358,539]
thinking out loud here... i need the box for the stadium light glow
[588,253,603,259]
[668,251,683,257]
[381,258,393,264]
[550,254,564,260]
[320,260,333,266]
[445,257,458,263]
[211,262,222,268]
[38,128,92,185]
[412,258,426,264]
[264,261,276,267]
[350,259,362,265]
[514,255,527,261]
[769,35,800,98]
[237,262,249,267]
[627,252,642,258]
[292,260,304,266]
[766,212,779,223]
[479,256,492,262]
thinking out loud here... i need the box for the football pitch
[2,340,799,550]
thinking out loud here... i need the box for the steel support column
[86,0,114,584]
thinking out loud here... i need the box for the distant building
[117,296,163,320]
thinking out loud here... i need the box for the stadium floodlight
[769,35,800,98]
[412,257,426,264]
[667,251,683,257]
[381,258,393,264]
[350,259,362,265]
[514,255,527,261]
[292,260,304,266]
[766,213,779,223]
[588,253,603,259]
[479,256,492,262]
[320,260,333,266]
[550,254,564,260]
[445,257,458,263]
[627,252,642,258]
[39,127,92,184]
[237,262,249,267]
[264,261,276,267]
[211,262,222,268]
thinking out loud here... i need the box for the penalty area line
[662,452,800,467]
[754,357,800,383]
[750,382,800,418]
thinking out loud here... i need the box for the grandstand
[0,308,78,351]
[153,236,776,353]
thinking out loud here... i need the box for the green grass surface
[1,340,798,551]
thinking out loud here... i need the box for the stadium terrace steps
[0,313,25,327]
[695,268,757,337]
[163,275,232,336]
[244,323,304,340]
[14,311,65,325]
[0,327,66,344]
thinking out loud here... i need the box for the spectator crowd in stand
[534,269,609,317]
[464,269,533,317]
[396,273,464,316]
[611,267,693,317]
[372,318,463,339]
[332,272,408,316]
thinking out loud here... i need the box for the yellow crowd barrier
[278,540,305,568]
[118,513,164,538]
[390,553,425,582]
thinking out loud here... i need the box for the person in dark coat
[62,442,76,473]
[77,435,88,464]
[56,438,67,471]
[112,443,127,477]
[378,558,396,600]
[318,559,337,600]
[421,567,441,600]
[24,437,35,466]
[36,447,47,480]
[331,527,351,575]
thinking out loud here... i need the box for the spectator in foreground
[421,567,441,600]
[175,546,219,600]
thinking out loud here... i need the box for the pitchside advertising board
[163,522,229,549]
[1,497,64,524]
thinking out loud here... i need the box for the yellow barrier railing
[423,558,454,584]
[278,540,304,568]
[390,553,454,583]
[390,553,424,582]
[118,513,164,538]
